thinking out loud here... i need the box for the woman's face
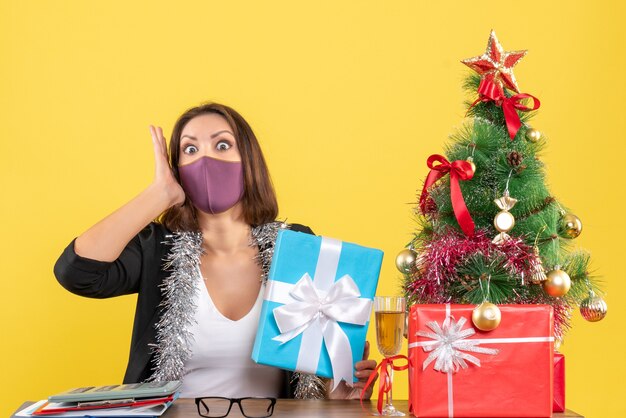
[178,113,242,166]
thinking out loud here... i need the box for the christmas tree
[399,31,607,341]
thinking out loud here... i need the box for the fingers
[362,340,370,360]
[157,126,168,158]
[150,125,175,186]
[149,125,161,162]
[354,356,378,386]
[354,358,379,391]
[352,378,376,388]
[150,125,170,165]
[355,359,377,371]
[355,368,378,381]
[353,342,377,386]
[149,125,161,154]
[149,125,157,147]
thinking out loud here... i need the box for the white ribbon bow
[271,273,371,391]
[416,316,499,373]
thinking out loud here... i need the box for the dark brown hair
[159,102,278,231]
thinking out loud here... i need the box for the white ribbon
[414,315,499,373]
[407,304,555,418]
[265,237,372,391]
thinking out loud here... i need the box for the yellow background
[1,1,624,417]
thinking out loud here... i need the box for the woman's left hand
[327,341,378,399]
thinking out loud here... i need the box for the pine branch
[449,253,516,304]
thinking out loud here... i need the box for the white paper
[15,400,171,417]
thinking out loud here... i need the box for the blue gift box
[251,229,383,387]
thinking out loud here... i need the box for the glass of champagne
[374,296,406,416]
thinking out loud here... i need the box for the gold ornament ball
[472,302,502,331]
[395,248,418,273]
[525,128,542,143]
[559,213,583,239]
[494,210,515,233]
[466,157,476,175]
[543,268,571,297]
[580,293,608,322]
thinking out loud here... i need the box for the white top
[178,270,283,398]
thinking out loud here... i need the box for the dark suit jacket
[53,221,314,397]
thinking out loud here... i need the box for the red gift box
[553,353,565,412]
[408,304,554,417]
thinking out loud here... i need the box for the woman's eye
[183,145,198,154]
[216,140,232,151]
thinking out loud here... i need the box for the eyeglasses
[195,397,276,418]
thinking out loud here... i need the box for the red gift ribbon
[419,154,475,236]
[360,354,409,415]
[470,78,541,140]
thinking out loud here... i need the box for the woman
[53,102,377,399]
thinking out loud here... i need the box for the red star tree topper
[462,30,527,95]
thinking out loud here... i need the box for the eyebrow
[181,130,235,141]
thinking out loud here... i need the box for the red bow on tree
[419,154,475,236]
[471,78,541,140]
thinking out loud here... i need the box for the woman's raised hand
[71,125,186,262]
[149,125,185,208]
